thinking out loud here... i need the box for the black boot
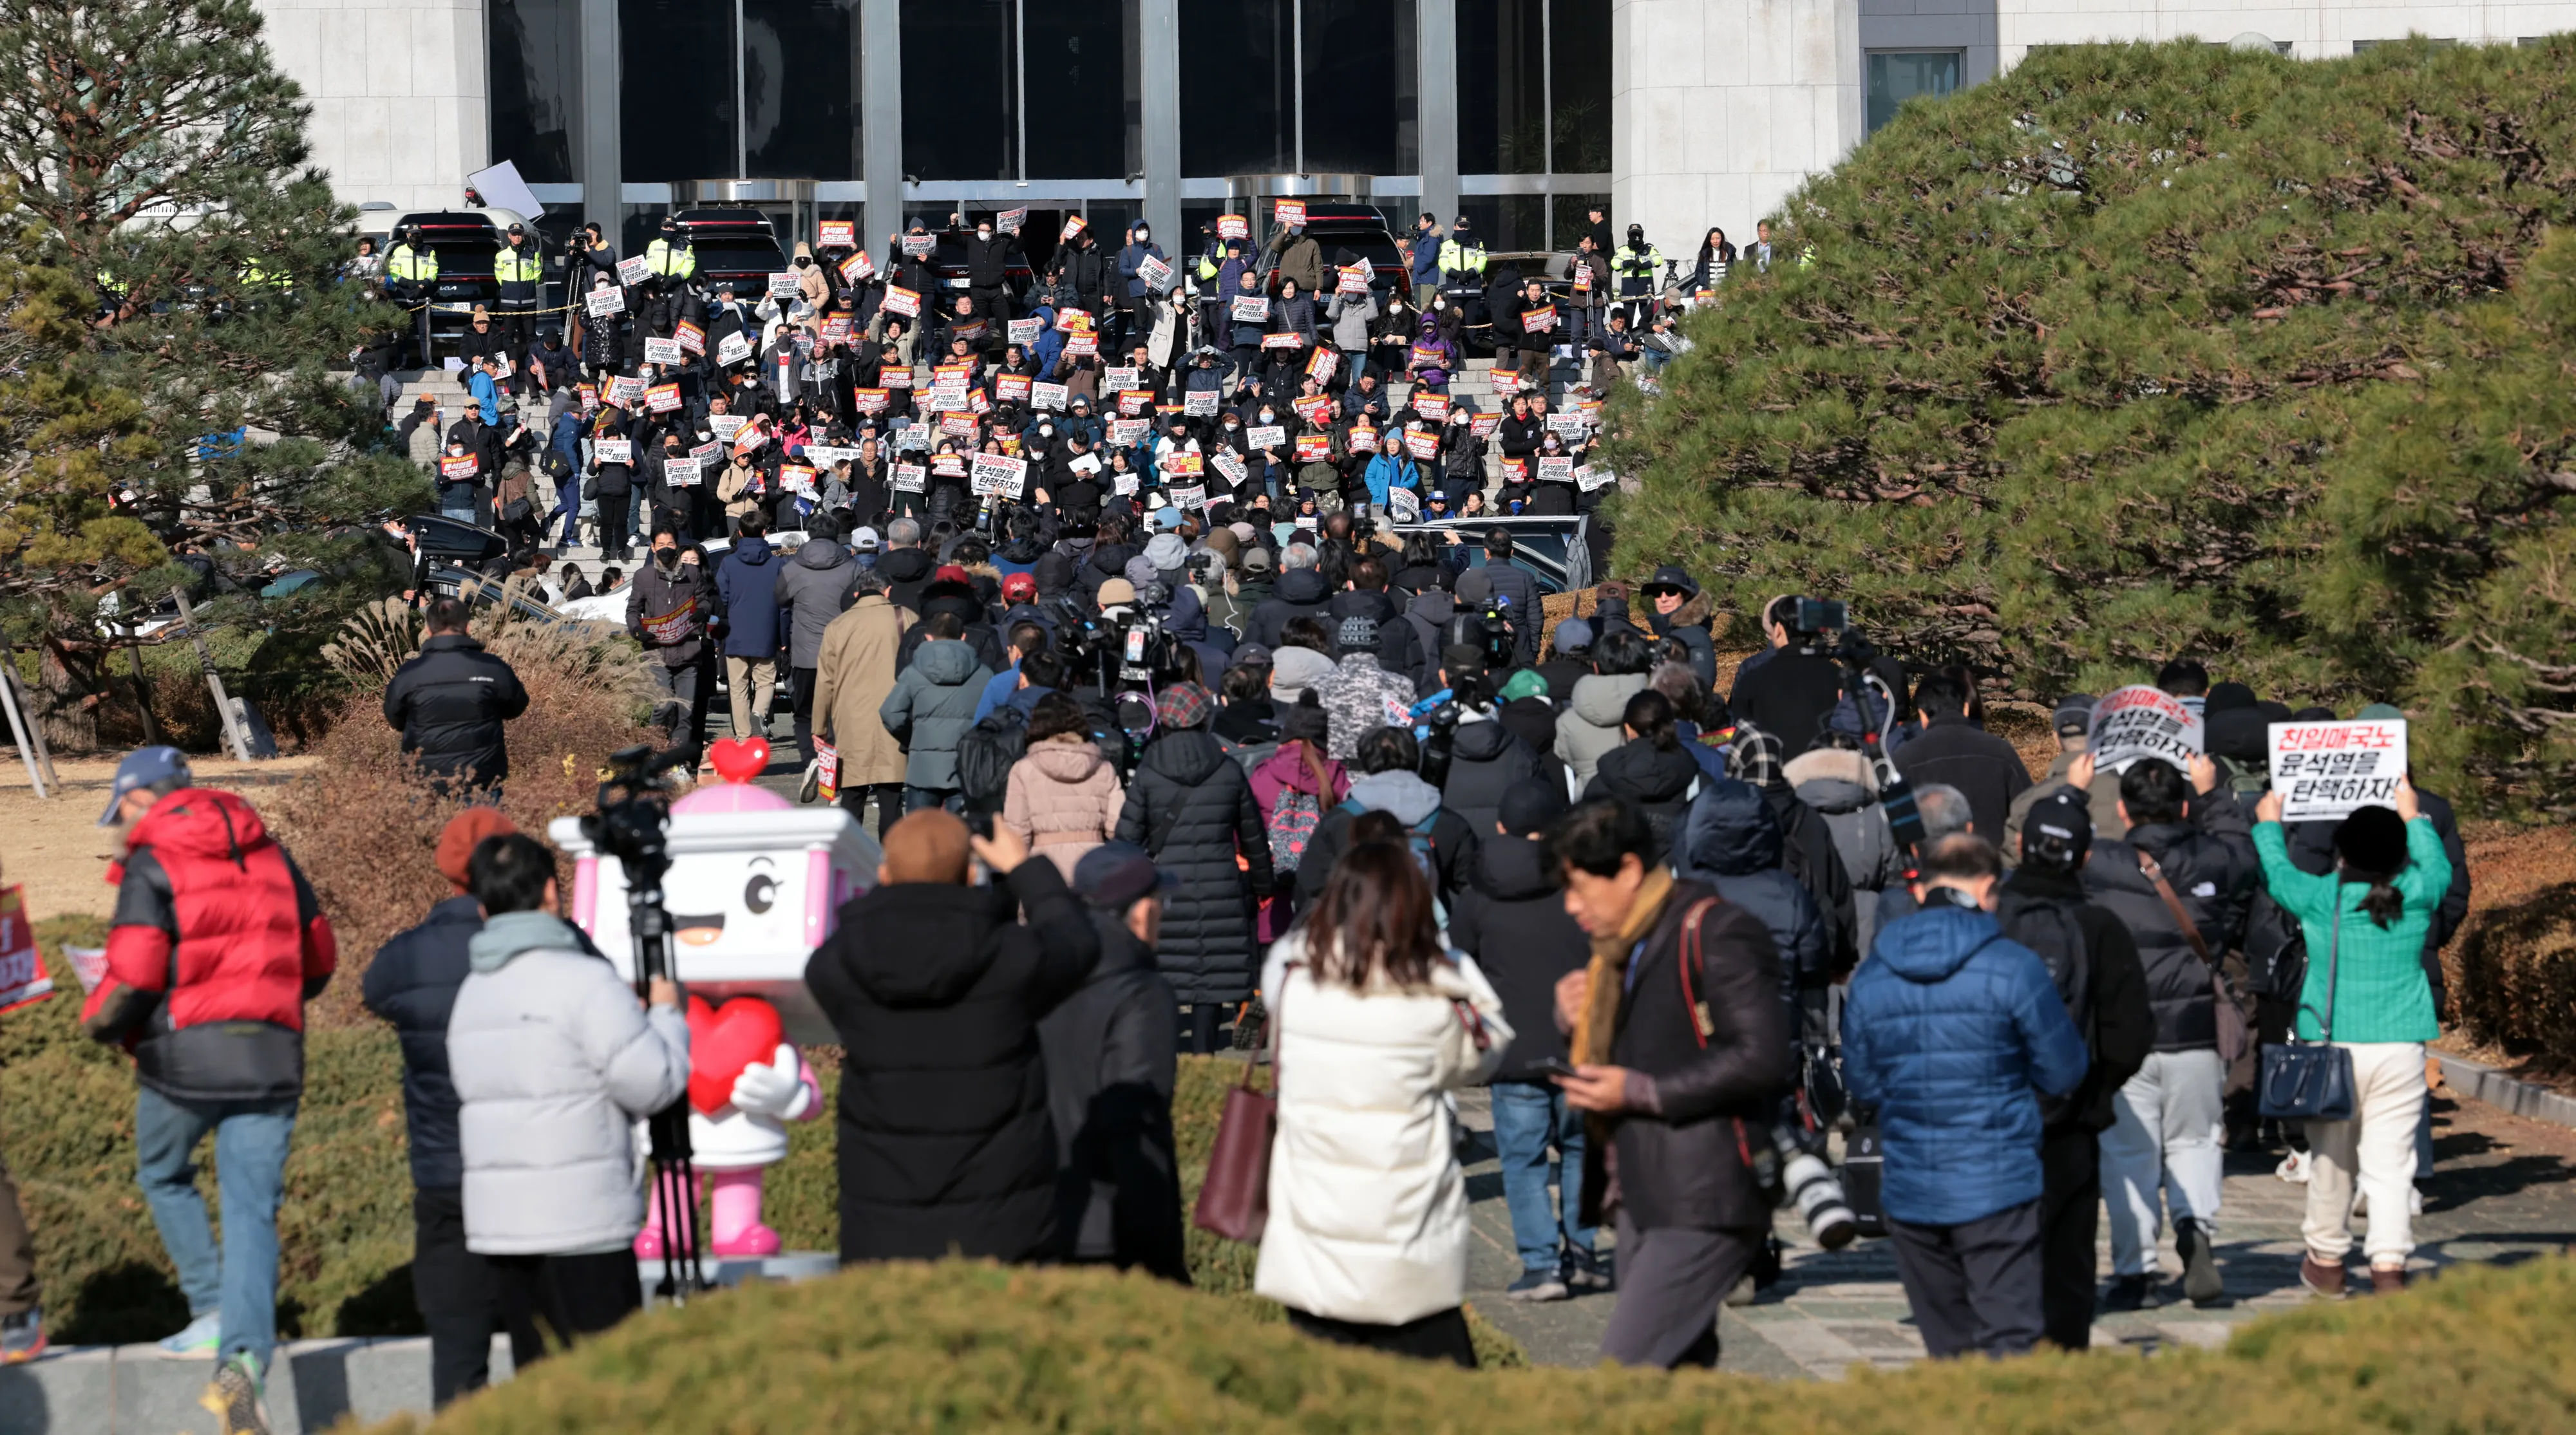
[2177,1219,2224,1306]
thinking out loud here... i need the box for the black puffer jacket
[1115,727,1275,1005]
[1673,778,1828,990]
[1448,832,1586,1082]
[1037,915,1187,1279]
[1247,567,1333,649]
[875,546,938,612]
[361,895,484,1189]
[2082,786,2257,1051]
[1996,867,2155,1134]
[382,633,529,787]
[1584,879,1792,1232]
[1440,719,1550,838]
[1583,737,1702,862]
[804,860,1102,1262]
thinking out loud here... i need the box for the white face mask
[1134,227,1150,242]
[1432,299,1445,310]
[978,229,992,241]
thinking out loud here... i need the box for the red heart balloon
[707,736,770,784]
[685,995,786,1115]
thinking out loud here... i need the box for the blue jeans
[1490,1080,1595,1273]
[904,785,961,814]
[440,505,477,525]
[136,1087,298,1373]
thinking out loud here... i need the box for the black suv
[672,210,790,298]
[1256,203,1412,306]
[397,212,502,360]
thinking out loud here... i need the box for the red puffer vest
[83,789,336,1101]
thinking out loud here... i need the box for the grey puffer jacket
[446,912,690,1256]
[1554,672,1651,791]
[772,538,855,670]
[1785,747,1900,957]
[881,638,996,789]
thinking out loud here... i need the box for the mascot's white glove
[729,1044,811,1120]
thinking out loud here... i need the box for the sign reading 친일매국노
[2269,719,2409,822]
[2088,684,2206,774]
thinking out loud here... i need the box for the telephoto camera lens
[1782,1150,1858,1250]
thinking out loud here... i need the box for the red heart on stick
[707,736,770,784]
[685,995,786,1115]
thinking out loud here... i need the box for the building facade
[258,0,2576,261]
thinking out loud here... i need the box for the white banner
[2089,684,2206,774]
[970,451,1028,498]
[2269,719,2409,821]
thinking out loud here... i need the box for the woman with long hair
[1253,819,1511,1365]
[2252,777,2452,1297]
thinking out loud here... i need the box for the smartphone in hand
[1531,1055,1579,1080]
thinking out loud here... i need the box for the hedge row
[0,923,1514,1362]
[363,1249,2576,1433]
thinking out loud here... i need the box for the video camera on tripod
[1045,596,1180,775]
[577,744,708,1303]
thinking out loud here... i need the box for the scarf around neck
[1571,865,1675,1066]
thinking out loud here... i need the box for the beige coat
[717,458,763,522]
[811,594,913,787]
[1001,736,1126,879]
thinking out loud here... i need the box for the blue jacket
[1363,453,1421,507]
[549,408,584,470]
[467,370,500,426]
[1408,226,1443,290]
[360,895,484,1188]
[1674,778,1827,993]
[1119,241,1167,298]
[1842,905,2089,1226]
[715,535,785,658]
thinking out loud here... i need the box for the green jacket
[2254,818,2450,1045]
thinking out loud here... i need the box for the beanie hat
[2355,702,2407,721]
[1095,577,1137,607]
[1156,681,1214,730]
[1727,725,1786,790]
[1336,612,1381,653]
[1455,568,1495,606]
[436,808,519,892]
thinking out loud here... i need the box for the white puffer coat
[447,913,691,1255]
[1253,936,1510,1325]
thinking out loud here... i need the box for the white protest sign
[1386,486,1421,523]
[1112,470,1140,496]
[1168,484,1206,511]
[1031,382,1068,411]
[805,445,860,467]
[643,337,682,366]
[896,422,931,451]
[998,207,1028,234]
[1184,389,1218,418]
[2269,719,2409,822]
[1577,463,1616,492]
[664,457,701,487]
[892,462,927,492]
[1211,451,1248,484]
[1104,366,1140,392]
[715,331,753,366]
[970,452,1028,497]
[1230,296,1270,324]
[1537,456,1575,483]
[1008,317,1041,347]
[710,415,747,440]
[768,271,800,299]
[594,439,633,465]
[616,255,652,287]
[1137,255,1175,291]
[606,374,647,404]
[587,288,625,317]
[2089,684,2205,774]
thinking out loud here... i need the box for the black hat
[1499,780,1569,836]
[1072,842,1177,910]
[2052,694,2096,738]
[2206,681,2259,715]
[1643,565,1698,600]
[1336,613,1380,653]
[2025,787,2092,862]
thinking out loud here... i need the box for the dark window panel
[1864,51,1961,133]
[1027,0,1134,179]
[621,0,735,181]
[1300,0,1417,176]
[901,0,1018,180]
[745,0,858,179]
[1458,195,1544,253]
[1456,0,1544,175]
[1551,191,1606,251]
[1179,0,1293,176]
[1548,0,1610,174]
[489,0,580,184]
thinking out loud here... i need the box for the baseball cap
[99,745,190,825]
[2025,787,2094,859]
[1153,506,1186,531]
[934,563,972,585]
[1096,577,1137,607]
[1071,841,1177,910]
[849,525,882,552]
[1241,546,1274,574]
[2052,694,2096,738]
[1232,642,1274,669]
[1001,572,1037,603]
[435,809,519,891]
[1553,617,1594,653]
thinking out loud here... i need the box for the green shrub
[1606,38,2576,810]
[358,1250,2576,1433]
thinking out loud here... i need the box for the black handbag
[2258,902,2357,1121]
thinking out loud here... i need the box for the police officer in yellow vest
[494,221,544,362]
[1612,223,1663,328]
[645,218,697,286]
[384,225,440,367]
[1436,216,1487,288]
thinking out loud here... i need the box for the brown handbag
[2137,851,2252,1065]
[1191,968,1285,1243]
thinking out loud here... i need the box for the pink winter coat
[1001,736,1126,879]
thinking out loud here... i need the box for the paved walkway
[1458,1080,2576,1374]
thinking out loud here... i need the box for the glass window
[902,0,1018,181]
[1548,0,1610,174]
[1551,192,1607,252]
[744,0,858,180]
[1865,51,1961,133]
[1027,0,1138,179]
[1457,0,1546,175]
[1300,0,1417,176]
[1180,0,1294,176]
[621,0,735,181]
[1458,196,1544,254]
[489,0,580,183]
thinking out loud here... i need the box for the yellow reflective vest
[386,243,439,283]
[494,243,543,286]
[1437,236,1486,280]
[646,237,697,279]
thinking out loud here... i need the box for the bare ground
[0,753,320,921]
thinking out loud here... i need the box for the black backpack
[955,705,1028,816]
[1994,887,2099,1128]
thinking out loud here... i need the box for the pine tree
[1605,38,2576,810]
[0,0,427,747]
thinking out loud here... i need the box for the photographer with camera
[1728,596,1851,760]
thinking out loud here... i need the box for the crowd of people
[0,512,2472,1429]
[373,209,1665,584]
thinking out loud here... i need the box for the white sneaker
[798,758,821,803]
[2276,1150,2311,1184]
